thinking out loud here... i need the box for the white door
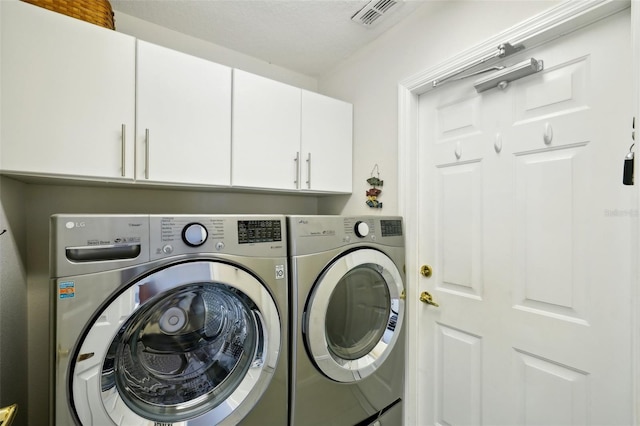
[417,10,633,425]
[136,41,232,186]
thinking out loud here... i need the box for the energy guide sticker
[59,281,75,299]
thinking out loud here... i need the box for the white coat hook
[494,132,503,153]
[543,122,553,145]
[455,141,462,160]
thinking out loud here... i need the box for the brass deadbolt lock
[420,264,433,278]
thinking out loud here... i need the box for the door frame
[397,1,638,424]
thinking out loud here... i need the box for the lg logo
[65,221,86,229]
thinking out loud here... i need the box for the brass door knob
[419,291,439,307]
[420,264,433,278]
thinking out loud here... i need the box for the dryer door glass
[305,248,404,383]
[325,265,390,360]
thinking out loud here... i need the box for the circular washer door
[70,260,280,425]
[305,248,404,383]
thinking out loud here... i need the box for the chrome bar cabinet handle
[121,124,126,177]
[145,128,150,179]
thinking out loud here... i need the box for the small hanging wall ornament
[366,164,384,209]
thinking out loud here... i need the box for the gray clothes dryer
[287,215,406,426]
[50,214,288,426]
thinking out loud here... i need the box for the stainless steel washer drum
[70,260,280,425]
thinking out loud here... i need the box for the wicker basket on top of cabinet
[21,0,115,30]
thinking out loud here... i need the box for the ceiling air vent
[351,0,398,27]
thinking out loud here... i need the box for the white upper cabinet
[232,69,302,190]
[301,91,353,193]
[0,1,136,180]
[232,70,353,193]
[136,40,232,186]
[0,2,352,194]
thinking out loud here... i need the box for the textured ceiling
[109,0,425,77]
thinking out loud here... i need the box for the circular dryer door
[69,260,280,425]
[305,248,404,383]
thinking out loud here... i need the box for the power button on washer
[162,244,173,254]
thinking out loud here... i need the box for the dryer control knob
[182,223,208,247]
[354,221,370,238]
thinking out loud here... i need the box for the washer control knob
[354,221,370,238]
[182,223,208,247]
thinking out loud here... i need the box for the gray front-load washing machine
[50,214,288,425]
[288,215,405,426]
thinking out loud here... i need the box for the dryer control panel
[287,215,404,256]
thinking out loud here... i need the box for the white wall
[0,1,29,421]
[0,177,28,420]
[318,0,561,215]
[114,11,318,91]
[1,2,573,424]
[0,6,323,424]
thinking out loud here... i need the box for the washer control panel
[156,217,223,256]
[182,223,208,247]
[150,215,286,260]
[238,220,282,244]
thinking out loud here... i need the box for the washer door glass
[103,283,256,420]
[71,261,280,425]
[305,248,404,383]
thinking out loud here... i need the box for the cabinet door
[232,69,301,190]
[136,41,232,186]
[0,2,135,179]
[301,91,353,193]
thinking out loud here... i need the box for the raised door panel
[232,69,301,190]
[0,1,135,179]
[136,40,231,186]
[301,91,352,193]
